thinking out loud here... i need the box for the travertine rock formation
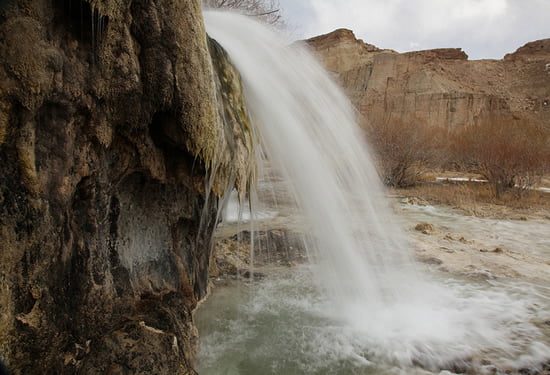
[306,29,550,129]
[0,0,253,374]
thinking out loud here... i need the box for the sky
[277,0,550,60]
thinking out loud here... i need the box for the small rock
[440,247,455,253]
[480,247,503,253]
[417,256,443,265]
[414,222,435,235]
[240,270,266,280]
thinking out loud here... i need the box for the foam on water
[203,10,550,372]
[197,267,549,373]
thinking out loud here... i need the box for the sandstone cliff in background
[0,1,253,374]
[306,29,550,129]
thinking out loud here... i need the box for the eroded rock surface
[306,29,550,129]
[0,1,253,373]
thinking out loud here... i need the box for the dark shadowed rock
[0,0,254,373]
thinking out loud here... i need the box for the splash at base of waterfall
[202,10,550,373]
[197,265,550,374]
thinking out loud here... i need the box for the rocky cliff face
[306,29,550,129]
[0,1,253,374]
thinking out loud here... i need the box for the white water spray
[204,11,550,372]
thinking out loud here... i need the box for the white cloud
[450,0,508,20]
[278,0,550,59]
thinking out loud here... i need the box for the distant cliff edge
[306,29,550,129]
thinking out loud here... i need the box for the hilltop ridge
[306,29,550,129]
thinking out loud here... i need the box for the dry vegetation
[450,115,550,198]
[367,114,550,210]
[366,119,448,188]
[203,0,283,25]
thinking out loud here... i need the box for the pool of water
[197,266,411,375]
[196,199,550,375]
[196,265,550,375]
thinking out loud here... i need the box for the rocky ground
[391,179,550,282]
[211,179,550,283]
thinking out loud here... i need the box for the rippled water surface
[196,263,550,374]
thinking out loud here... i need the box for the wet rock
[479,247,504,253]
[417,256,443,265]
[240,270,266,280]
[414,222,435,235]
[0,0,254,373]
[440,246,455,253]
[211,229,310,277]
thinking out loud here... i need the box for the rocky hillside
[0,1,253,374]
[306,29,550,129]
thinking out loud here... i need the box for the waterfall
[206,8,417,311]
[204,10,550,372]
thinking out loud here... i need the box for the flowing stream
[199,10,550,374]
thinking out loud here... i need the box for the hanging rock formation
[0,0,254,374]
[306,29,550,128]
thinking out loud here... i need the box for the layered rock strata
[306,29,550,129]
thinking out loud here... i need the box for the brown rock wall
[307,29,550,129]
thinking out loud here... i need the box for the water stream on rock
[200,10,550,374]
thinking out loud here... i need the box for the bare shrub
[366,119,447,188]
[451,115,550,198]
[203,0,283,25]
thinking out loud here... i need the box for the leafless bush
[366,119,448,188]
[451,115,550,198]
[203,0,283,25]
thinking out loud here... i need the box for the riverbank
[210,179,550,283]
[389,179,550,283]
[393,175,550,220]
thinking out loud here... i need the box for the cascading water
[201,10,550,373]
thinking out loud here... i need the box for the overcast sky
[277,0,550,60]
